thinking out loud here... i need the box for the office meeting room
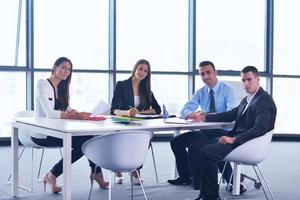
[1,0,300,200]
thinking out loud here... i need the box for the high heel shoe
[115,172,123,184]
[90,172,109,189]
[43,172,62,193]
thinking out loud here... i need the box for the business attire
[110,77,161,115]
[169,81,238,188]
[33,79,101,177]
[189,87,277,199]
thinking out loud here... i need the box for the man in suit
[168,61,241,191]
[189,66,277,200]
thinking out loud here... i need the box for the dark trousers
[32,135,101,177]
[170,129,233,187]
[188,137,238,199]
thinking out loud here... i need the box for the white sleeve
[36,80,62,118]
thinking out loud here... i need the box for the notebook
[162,105,192,124]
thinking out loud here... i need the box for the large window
[34,0,108,69]
[273,78,300,134]
[0,1,26,66]
[196,0,265,71]
[116,0,188,71]
[0,72,26,137]
[273,0,300,75]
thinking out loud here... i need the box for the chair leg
[109,171,113,200]
[8,146,26,182]
[30,148,34,191]
[37,148,45,181]
[253,165,276,200]
[219,161,228,185]
[59,148,63,158]
[135,169,148,200]
[8,146,34,191]
[131,172,134,200]
[87,167,97,200]
[150,142,159,182]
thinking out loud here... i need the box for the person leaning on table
[110,58,161,185]
[188,66,277,200]
[34,57,109,193]
[167,61,246,193]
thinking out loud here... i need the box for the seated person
[110,59,161,185]
[167,61,244,193]
[34,57,109,193]
[189,66,277,200]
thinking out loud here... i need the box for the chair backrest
[224,81,248,102]
[82,131,153,172]
[223,130,274,165]
[15,110,40,147]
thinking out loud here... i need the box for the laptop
[162,105,192,124]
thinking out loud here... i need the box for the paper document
[91,100,111,115]
[135,114,161,119]
[164,118,193,124]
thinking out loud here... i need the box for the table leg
[11,126,19,197]
[63,134,72,200]
[232,163,241,195]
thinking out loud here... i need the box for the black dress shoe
[227,183,247,194]
[167,177,192,185]
[193,195,221,200]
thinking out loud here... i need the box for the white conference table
[11,117,236,200]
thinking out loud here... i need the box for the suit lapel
[128,79,135,107]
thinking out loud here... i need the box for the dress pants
[32,135,101,177]
[188,137,238,199]
[170,129,233,186]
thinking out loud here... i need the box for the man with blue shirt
[167,61,246,194]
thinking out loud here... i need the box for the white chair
[220,130,275,199]
[82,131,153,200]
[8,110,62,191]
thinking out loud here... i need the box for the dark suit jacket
[110,78,161,115]
[206,87,277,144]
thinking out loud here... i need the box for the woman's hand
[127,108,139,117]
[78,112,91,120]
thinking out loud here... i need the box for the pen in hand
[128,105,139,117]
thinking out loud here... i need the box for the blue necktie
[209,90,215,113]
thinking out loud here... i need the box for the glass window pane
[116,0,188,71]
[196,0,265,71]
[0,1,26,66]
[273,0,300,75]
[116,74,188,115]
[273,78,300,134]
[34,72,108,112]
[0,72,26,137]
[34,0,108,69]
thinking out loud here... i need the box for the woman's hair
[52,57,73,111]
[131,59,152,106]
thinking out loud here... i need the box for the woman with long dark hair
[34,57,109,193]
[110,58,161,185]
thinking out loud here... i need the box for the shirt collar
[246,87,259,104]
[206,80,220,93]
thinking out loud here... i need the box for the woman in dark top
[110,59,161,185]
[34,57,109,193]
[111,59,161,116]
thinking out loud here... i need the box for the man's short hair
[199,61,216,71]
[242,66,259,77]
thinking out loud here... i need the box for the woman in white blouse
[34,57,109,193]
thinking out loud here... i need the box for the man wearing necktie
[189,66,277,200]
[168,61,240,192]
